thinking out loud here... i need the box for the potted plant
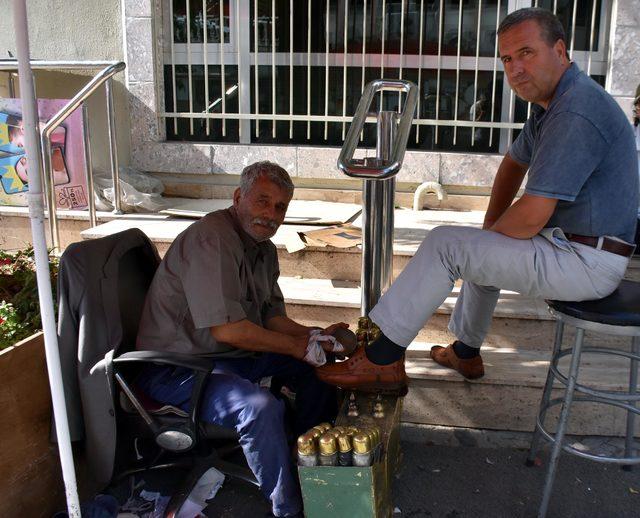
[0,247,58,349]
[0,248,64,517]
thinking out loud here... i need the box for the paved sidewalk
[394,436,639,518]
[202,424,640,517]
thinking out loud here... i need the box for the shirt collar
[532,62,581,117]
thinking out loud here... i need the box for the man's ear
[233,187,241,207]
[554,39,568,62]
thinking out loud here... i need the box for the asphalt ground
[201,433,640,518]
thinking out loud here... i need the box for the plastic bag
[93,166,169,213]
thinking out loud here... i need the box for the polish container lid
[297,433,317,456]
[337,434,352,453]
[352,432,372,454]
[319,433,338,455]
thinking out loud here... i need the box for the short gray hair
[239,161,294,198]
[498,7,569,58]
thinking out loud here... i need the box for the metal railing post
[105,78,122,214]
[40,121,60,249]
[82,103,97,227]
[338,79,418,316]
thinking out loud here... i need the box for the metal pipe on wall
[82,103,97,228]
[106,78,122,214]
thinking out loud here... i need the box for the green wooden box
[298,393,403,518]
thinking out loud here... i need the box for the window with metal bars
[161,0,607,153]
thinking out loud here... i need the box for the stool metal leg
[624,336,639,471]
[527,321,565,465]
[538,327,585,518]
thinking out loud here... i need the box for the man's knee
[240,389,284,425]
[419,225,462,255]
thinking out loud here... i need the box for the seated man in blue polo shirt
[317,7,638,389]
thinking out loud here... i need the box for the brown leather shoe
[315,346,409,394]
[430,344,484,379]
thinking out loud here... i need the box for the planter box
[0,332,64,517]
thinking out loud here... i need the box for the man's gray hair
[239,161,294,198]
[498,7,568,58]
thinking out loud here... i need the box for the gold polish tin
[319,433,338,455]
[316,422,332,433]
[297,434,317,456]
[352,432,372,454]
[337,434,352,453]
[369,427,381,445]
[309,428,323,442]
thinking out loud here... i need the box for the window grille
[161,0,608,153]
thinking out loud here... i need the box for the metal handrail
[0,60,122,70]
[1,60,126,250]
[338,79,418,180]
[41,62,126,249]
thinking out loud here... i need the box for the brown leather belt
[565,233,635,258]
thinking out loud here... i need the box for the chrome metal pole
[361,111,397,315]
[106,78,122,213]
[82,103,97,227]
[377,111,397,296]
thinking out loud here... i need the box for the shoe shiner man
[136,161,348,517]
[317,7,638,389]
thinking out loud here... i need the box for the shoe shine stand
[298,80,418,518]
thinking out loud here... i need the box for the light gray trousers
[369,226,630,349]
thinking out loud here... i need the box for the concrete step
[151,172,493,211]
[401,344,636,437]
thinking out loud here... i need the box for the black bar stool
[526,280,640,518]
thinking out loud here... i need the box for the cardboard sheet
[300,225,362,248]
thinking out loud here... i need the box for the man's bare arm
[266,315,350,337]
[483,153,528,229]
[266,315,315,336]
[490,193,558,239]
[210,319,307,359]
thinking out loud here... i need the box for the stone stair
[76,199,638,437]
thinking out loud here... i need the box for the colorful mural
[0,99,87,209]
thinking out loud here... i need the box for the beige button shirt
[136,207,286,358]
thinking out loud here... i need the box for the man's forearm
[266,315,316,336]
[484,154,528,228]
[210,319,306,359]
[490,193,558,239]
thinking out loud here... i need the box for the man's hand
[322,322,350,335]
[482,218,497,231]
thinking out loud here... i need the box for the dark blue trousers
[137,353,336,517]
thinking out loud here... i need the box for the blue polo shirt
[509,63,638,243]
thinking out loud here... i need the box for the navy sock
[452,340,480,359]
[365,333,405,365]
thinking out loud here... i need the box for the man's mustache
[252,217,278,230]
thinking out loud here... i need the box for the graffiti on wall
[0,99,87,209]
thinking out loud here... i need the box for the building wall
[0,0,131,170]
[123,0,640,194]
